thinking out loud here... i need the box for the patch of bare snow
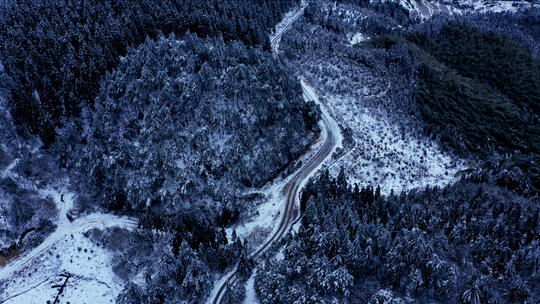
[324,94,467,195]
[225,180,288,248]
[1,228,123,304]
[243,273,257,304]
[0,183,136,304]
[397,0,537,19]
[274,247,285,261]
[350,32,368,45]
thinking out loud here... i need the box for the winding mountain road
[210,2,342,303]
[1,2,338,302]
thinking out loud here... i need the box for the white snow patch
[1,158,19,179]
[397,0,537,20]
[1,229,124,304]
[225,180,287,246]
[350,32,368,45]
[0,179,137,304]
[323,94,467,195]
[274,247,285,261]
[243,272,258,304]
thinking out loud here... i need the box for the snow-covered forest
[0,0,538,303]
[256,171,539,303]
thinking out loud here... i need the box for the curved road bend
[211,82,339,304]
[211,2,343,302]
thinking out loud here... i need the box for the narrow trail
[209,2,343,303]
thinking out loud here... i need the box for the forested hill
[0,0,299,144]
[58,33,319,303]
[64,33,319,215]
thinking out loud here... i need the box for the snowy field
[296,61,467,194]
[1,230,123,304]
[0,177,136,303]
[317,91,466,195]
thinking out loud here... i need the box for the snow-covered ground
[300,56,467,194]
[350,32,369,45]
[0,198,137,303]
[398,0,537,19]
[242,273,257,304]
[0,169,137,303]
[321,93,466,195]
[0,209,136,303]
[1,229,124,304]
[225,176,294,250]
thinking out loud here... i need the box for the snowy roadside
[211,76,343,304]
[270,0,308,55]
[224,76,343,247]
[210,3,347,302]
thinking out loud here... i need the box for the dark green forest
[407,23,540,195]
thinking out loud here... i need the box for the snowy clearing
[1,229,124,304]
[313,87,467,195]
[242,273,257,304]
[300,65,462,195]
[0,181,137,303]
